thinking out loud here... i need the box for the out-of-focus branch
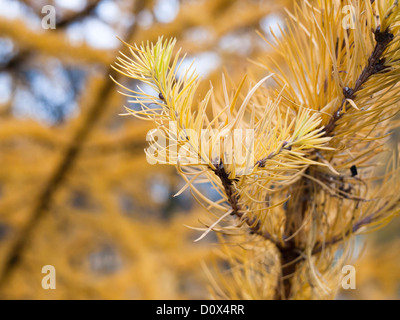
[56,0,101,28]
[131,0,234,43]
[18,0,100,27]
[180,1,289,54]
[0,18,112,65]
[0,0,147,288]
[1,0,102,72]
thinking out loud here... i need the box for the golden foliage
[114,0,400,300]
[0,0,297,299]
[0,0,399,300]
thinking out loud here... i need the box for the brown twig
[324,27,394,135]
[306,26,396,256]
[311,200,395,255]
[213,160,276,242]
[213,160,300,299]
[256,141,292,168]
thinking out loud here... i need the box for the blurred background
[0,0,398,299]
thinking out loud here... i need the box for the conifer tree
[114,0,400,299]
